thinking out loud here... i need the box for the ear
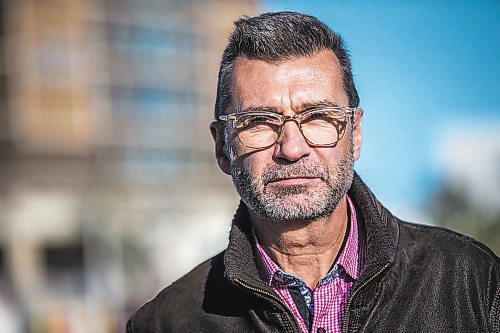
[210,122,231,175]
[353,108,363,161]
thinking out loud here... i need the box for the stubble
[226,132,354,222]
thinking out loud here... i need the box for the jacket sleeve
[491,288,500,333]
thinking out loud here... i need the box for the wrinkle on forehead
[230,50,348,114]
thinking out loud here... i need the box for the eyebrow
[296,100,341,113]
[238,106,278,114]
[238,100,341,114]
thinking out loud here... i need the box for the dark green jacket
[127,174,500,332]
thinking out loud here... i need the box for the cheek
[224,131,244,163]
[316,150,341,169]
[240,154,265,175]
[232,147,272,178]
[316,136,352,166]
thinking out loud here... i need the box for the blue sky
[264,0,500,217]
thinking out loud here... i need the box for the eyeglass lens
[234,112,347,148]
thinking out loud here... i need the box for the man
[127,12,499,333]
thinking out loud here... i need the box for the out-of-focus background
[0,0,497,332]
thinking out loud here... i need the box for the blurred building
[0,0,258,332]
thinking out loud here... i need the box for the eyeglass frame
[217,106,356,149]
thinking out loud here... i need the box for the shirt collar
[254,194,361,287]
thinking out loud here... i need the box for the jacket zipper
[342,263,390,333]
[234,278,301,333]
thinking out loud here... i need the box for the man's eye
[236,115,277,129]
[307,111,342,121]
[308,111,329,119]
[250,116,273,123]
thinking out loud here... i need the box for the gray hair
[214,11,360,119]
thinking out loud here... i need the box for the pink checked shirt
[255,195,361,333]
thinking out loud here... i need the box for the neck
[251,196,349,290]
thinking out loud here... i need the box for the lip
[268,177,318,186]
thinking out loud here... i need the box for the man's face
[214,50,362,222]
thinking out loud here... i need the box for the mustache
[262,162,329,185]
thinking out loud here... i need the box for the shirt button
[317,328,326,333]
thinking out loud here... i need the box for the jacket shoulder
[396,220,499,311]
[376,219,499,331]
[398,220,499,263]
[127,251,225,332]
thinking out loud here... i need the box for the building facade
[0,1,258,332]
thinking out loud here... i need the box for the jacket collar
[347,173,398,280]
[224,172,398,288]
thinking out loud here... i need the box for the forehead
[230,50,348,113]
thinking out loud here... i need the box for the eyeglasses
[218,107,355,149]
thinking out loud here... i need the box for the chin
[256,195,338,223]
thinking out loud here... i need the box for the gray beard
[227,136,354,222]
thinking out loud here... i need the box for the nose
[273,120,311,162]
